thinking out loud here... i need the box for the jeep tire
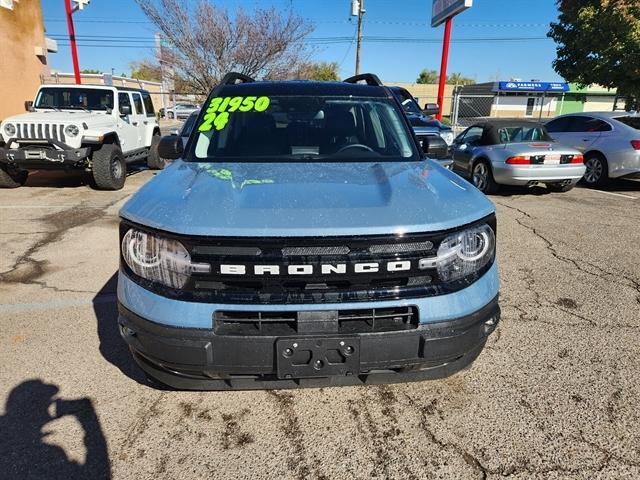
[91,143,126,190]
[0,165,28,188]
[146,134,168,170]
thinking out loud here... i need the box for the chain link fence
[450,94,496,135]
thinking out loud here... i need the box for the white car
[165,103,199,120]
[546,112,640,186]
[0,84,165,190]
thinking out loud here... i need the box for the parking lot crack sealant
[496,200,640,301]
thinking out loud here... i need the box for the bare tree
[135,0,314,92]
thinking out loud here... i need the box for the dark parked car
[390,86,454,168]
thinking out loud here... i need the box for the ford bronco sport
[117,73,500,390]
[0,84,164,190]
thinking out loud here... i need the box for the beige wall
[392,83,455,116]
[583,95,615,112]
[0,0,49,120]
[490,95,558,119]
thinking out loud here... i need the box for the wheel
[582,153,608,187]
[472,160,499,194]
[168,112,174,119]
[0,165,28,188]
[146,134,169,170]
[91,143,126,190]
[546,182,575,193]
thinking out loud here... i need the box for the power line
[53,36,552,48]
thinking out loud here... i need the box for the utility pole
[354,0,365,75]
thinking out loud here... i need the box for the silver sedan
[546,112,640,186]
[451,120,586,194]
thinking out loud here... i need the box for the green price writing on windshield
[199,95,271,132]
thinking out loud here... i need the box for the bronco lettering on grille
[218,260,429,276]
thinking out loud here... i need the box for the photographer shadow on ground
[0,379,111,480]
[93,272,147,386]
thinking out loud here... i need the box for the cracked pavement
[0,170,639,479]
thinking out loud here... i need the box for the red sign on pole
[64,0,83,84]
[432,0,473,120]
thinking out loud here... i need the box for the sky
[42,0,565,83]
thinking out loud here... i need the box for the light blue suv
[117,73,500,390]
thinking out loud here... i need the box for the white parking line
[589,190,638,200]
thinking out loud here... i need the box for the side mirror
[419,135,448,159]
[25,101,34,112]
[459,143,468,151]
[119,105,132,116]
[423,103,439,116]
[158,135,184,160]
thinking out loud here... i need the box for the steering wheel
[337,143,374,153]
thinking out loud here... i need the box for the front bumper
[0,140,90,170]
[492,162,586,186]
[118,295,500,390]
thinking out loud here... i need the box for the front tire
[583,153,608,187]
[0,165,28,188]
[91,144,126,190]
[472,160,499,194]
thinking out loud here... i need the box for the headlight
[121,228,210,289]
[64,124,80,137]
[3,123,16,137]
[436,224,495,282]
[440,131,454,146]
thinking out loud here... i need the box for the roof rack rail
[343,73,383,86]
[219,72,255,86]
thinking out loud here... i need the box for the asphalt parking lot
[1,155,639,478]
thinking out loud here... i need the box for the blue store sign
[498,82,569,92]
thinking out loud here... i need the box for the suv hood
[406,113,451,131]
[120,160,494,237]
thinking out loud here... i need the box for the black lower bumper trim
[0,146,90,169]
[118,296,500,390]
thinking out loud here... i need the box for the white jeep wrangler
[0,84,166,190]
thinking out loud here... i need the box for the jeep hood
[120,160,495,237]
[3,110,111,125]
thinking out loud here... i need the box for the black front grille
[214,306,418,336]
[120,215,496,305]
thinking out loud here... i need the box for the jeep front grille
[15,123,66,143]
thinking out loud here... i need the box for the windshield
[400,98,422,115]
[35,87,114,111]
[615,116,640,130]
[192,95,417,162]
[497,126,551,143]
[181,113,198,137]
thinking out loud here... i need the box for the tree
[446,72,475,86]
[549,0,640,109]
[81,69,102,74]
[293,62,340,81]
[416,69,438,84]
[134,0,314,92]
[130,60,161,82]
